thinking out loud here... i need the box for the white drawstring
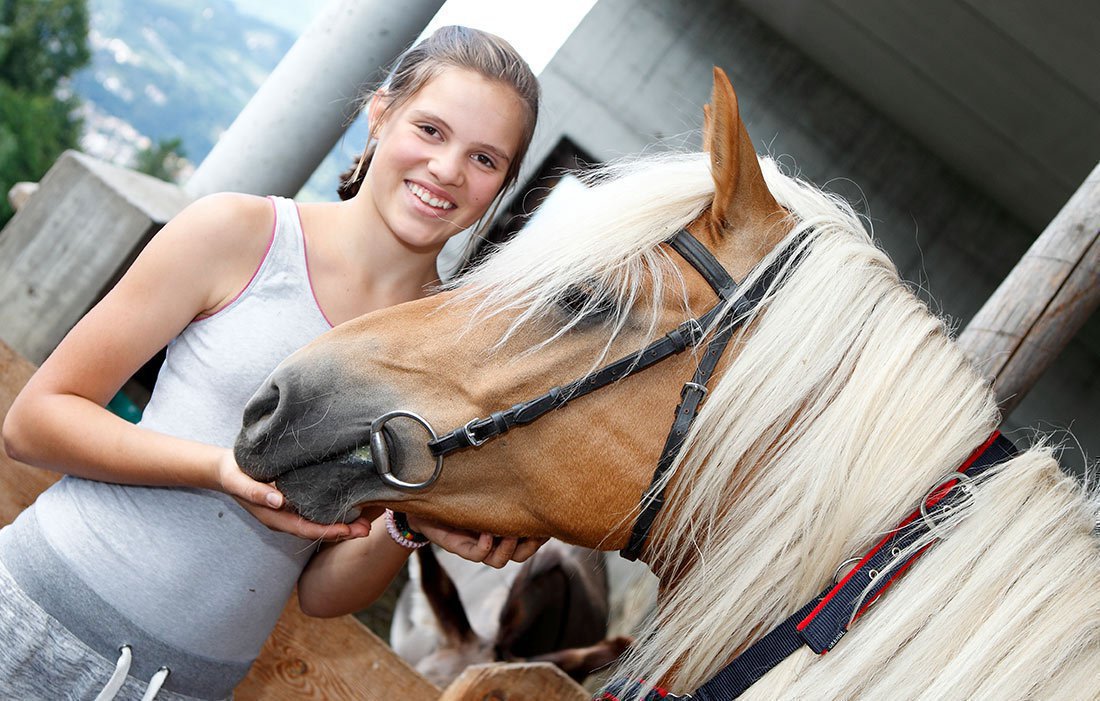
[141,666,171,701]
[94,644,171,701]
[93,645,131,701]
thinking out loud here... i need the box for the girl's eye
[475,153,496,169]
[418,124,439,137]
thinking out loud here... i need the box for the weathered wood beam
[236,592,440,701]
[438,662,590,701]
[958,162,1100,416]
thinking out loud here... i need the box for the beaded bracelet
[385,509,429,549]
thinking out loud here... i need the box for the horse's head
[234,68,791,551]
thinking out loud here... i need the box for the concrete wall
[740,0,1100,233]
[515,0,1097,474]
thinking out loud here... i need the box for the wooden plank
[958,162,1100,415]
[237,593,440,701]
[0,340,440,699]
[0,341,61,525]
[439,662,589,701]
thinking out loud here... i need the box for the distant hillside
[73,0,294,165]
[72,0,363,200]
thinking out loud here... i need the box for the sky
[421,0,597,74]
[245,0,597,75]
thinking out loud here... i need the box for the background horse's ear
[705,66,778,233]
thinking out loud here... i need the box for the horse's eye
[559,285,615,322]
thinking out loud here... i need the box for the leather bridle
[367,228,806,560]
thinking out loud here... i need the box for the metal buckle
[370,410,444,490]
[462,418,488,447]
[680,381,709,400]
[831,555,863,585]
[683,317,705,344]
[919,471,975,540]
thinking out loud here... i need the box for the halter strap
[426,229,736,458]
[604,431,1019,701]
[621,232,807,561]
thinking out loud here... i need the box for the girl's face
[365,67,528,252]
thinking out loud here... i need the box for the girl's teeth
[407,182,453,209]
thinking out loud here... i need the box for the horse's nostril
[243,380,281,428]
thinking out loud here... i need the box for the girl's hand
[407,514,548,568]
[215,448,376,540]
[214,448,285,509]
[236,498,377,541]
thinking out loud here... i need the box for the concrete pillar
[184,0,445,199]
[0,152,191,363]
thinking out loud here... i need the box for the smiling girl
[1,26,540,700]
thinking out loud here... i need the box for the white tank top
[24,196,333,672]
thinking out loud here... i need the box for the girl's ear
[366,90,391,138]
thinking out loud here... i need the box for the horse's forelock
[446,153,714,361]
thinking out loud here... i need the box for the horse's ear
[705,67,776,231]
[702,103,713,154]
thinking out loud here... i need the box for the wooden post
[0,342,61,522]
[439,662,590,701]
[236,593,440,701]
[957,162,1100,415]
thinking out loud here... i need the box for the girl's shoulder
[170,193,276,253]
[145,193,280,318]
[157,193,277,274]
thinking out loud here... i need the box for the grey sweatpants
[0,559,218,701]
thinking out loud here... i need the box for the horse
[394,541,630,687]
[235,68,1100,699]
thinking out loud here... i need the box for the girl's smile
[404,179,456,211]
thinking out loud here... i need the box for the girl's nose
[428,148,464,186]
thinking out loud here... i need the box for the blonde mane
[459,151,1100,698]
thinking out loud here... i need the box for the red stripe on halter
[796,430,1002,632]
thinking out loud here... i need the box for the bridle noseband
[369,227,807,560]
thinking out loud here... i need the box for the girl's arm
[297,508,409,618]
[297,512,544,617]
[3,194,284,506]
[3,193,379,541]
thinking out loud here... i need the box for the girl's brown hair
[337,26,540,239]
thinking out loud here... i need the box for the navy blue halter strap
[599,431,1020,700]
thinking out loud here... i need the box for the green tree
[0,0,90,94]
[0,0,89,227]
[134,137,187,183]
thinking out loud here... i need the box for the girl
[0,26,540,701]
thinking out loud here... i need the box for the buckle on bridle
[462,418,489,448]
[681,381,709,400]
